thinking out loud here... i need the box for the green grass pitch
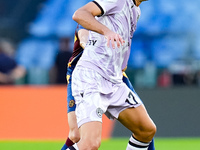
[0,138,200,150]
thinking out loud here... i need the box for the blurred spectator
[15,37,58,84]
[50,37,72,84]
[2,0,200,87]
[157,69,172,87]
[0,38,26,85]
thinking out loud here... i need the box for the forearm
[0,72,11,83]
[73,1,124,48]
[10,66,26,80]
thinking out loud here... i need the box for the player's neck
[133,0,142,7]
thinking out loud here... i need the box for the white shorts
[72,66,142,128]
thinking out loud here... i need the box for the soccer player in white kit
[68,0,156,150]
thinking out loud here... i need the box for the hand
[104,30,125,49]
[80,42,86,49]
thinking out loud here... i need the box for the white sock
[126,135,150,150]
[66,143,79,150]
[73,143,79,150]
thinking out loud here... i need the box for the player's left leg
[118,105,156,150]
[61,111,80,150]
[61,74,80,150]
[122,72,156,150]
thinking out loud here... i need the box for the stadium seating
[13,0,200,85]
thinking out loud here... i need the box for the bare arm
[73,2,124,49]
[0,72,11,83]
[0,66,25,84]
[9,66,26,80]
[78,29,89,49]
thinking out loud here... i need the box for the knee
[135,122,157,142]
[143,122,157,142]
[147,122,157,139]
[82,137,101,150]
[89,141,101,150]
[69,130,80,143]
[88,138,101,150]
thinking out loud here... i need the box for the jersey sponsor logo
[88,40,97,46]
[69,100,75,108]
[96,107,104,118]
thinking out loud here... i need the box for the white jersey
[77,0,141,83]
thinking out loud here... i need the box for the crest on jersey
[96,107,104,118]
[69,100,75,108]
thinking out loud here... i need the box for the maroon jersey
[68,24,84,67]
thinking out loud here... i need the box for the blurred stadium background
[1,0,200,86]
[0,0,200,149]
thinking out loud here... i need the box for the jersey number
[126,92,138,105]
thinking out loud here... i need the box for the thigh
[77,121,102,149]
[118,104,155,134]
[79,121,102,141]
